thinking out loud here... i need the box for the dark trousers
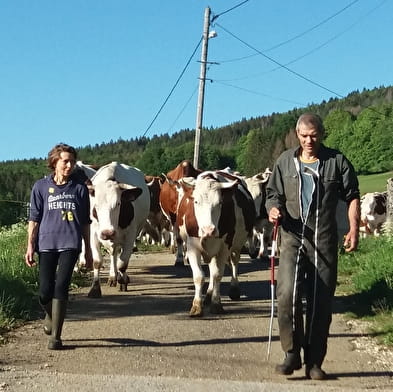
[277,230,337,367]
[38,250,79,304]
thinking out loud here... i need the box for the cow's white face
[192,178,236,238]
[92,180,123,240]
[361,192,387,224]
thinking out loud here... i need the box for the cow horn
[219,179,238,189]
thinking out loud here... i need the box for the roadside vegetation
[0,222,89,342]
[337,235,393,346]
[1,220,392,347]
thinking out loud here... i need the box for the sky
[1,0,392,162]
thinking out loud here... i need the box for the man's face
[296,122,323,157]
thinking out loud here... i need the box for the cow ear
[122,187,143,202]
[87,184,95,197]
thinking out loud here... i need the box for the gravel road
[1,251,392,391]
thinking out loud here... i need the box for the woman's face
[55,151,76,178]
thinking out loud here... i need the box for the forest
[1,85,393,226]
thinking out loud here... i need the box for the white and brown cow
[140,175,171,247]
[87,162,150,298]
[244,168,273,259]
[177,171,256,316]
[159,160,202,266]
[360,191,387,236]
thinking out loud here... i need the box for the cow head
[184,177,238,239]
[90,179,143,241]
[360,192,387,224]
[244,169,272,219]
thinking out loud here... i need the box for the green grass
[358,170,393,195]
[1,222,393,349]
[337,235,393,346]
[0,222,90,339]
[0,223,39,336]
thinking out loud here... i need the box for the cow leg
[175,236,186,267]
[258,220,272,259]
[169,230,176,253]
[208,255,226,314]
[247,230,259,260]
[187,238,204,317]
[257,231,265,259]
[117,259,130,292]
[107,246,120,287]
[88,239,104,298]
[228,250,241,301]
[117,244,134,291]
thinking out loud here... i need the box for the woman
[25,143,93,350]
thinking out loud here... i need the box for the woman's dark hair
[47,143,77,171]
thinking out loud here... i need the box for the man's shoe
[305,365,327,380]
[275,352,302,375]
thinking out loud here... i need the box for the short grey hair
[296,113,324,134]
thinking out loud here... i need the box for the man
[265,113,360,380]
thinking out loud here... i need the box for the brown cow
[159,160,202,266]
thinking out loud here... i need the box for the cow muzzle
[100,229,116,241]
[201,225,217,238]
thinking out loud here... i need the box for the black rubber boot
[305,364,327,380]
[48,299,67,350]
[275,351,302,375]
[39,299,52,336]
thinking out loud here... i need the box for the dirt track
[0,251,392,391]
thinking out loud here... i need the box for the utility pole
[193,7,211,169]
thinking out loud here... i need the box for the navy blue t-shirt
[29,174,91,252]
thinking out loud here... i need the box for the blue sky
[1,0,392,162]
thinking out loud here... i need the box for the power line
[216,0,382,84]
[214,1,389,117]
[215,22,345,99]
[214,80,306,107]
[211,0,250,22]
[167,85,199,134]
[142,37,202,138]
[261,0,361,53]
[214,0,361,63]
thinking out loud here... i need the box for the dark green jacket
[265,144,359,246]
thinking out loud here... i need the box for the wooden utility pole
[193,7,211,169]
[386,177,393,235]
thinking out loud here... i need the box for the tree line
[1,85,392,226]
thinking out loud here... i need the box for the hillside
[1,85,393,226]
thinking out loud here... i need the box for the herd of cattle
[74,160,388,316]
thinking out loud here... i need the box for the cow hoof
[174,261,185,268]
[204,292,212,305]
[189,306,203,317]
[249,251,258,259]
[210,303,225,314]
[88,286,102,298]
[228,286,241,300]
[108,277,117,287]
[119,284,128,292]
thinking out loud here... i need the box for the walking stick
[267,219,279,360]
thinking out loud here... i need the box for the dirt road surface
[1,251,392,391]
